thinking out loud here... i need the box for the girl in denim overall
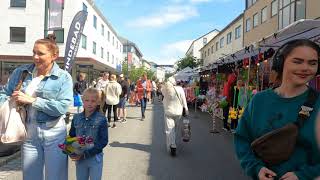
[69,88,108,180]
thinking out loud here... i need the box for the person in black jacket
[117,74,129,123]
[74,72,88,95]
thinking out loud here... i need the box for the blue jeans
[22,119,68,180]
[75,153,103,180]
[140,97,147,117]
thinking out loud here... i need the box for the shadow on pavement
[109,141,151,152]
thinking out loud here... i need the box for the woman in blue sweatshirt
[234,39,320,180]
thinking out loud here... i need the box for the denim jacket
[0,62,73,123]
[69,110,108,159]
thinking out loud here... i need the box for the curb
[0,151,20,167]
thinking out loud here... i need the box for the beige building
[244,0,320,46]
[186,29,219,60]
[201,14,243,66]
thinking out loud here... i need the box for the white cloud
[127,5,198,28]
[146,40,193,65]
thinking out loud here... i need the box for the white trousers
[164,114,181,151]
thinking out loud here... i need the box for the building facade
[244,0,320,46]
[142,59,151,70]
[201,14,244,66]
[120,37,143,68]
[186,29,219,60]
[0,0,124,83]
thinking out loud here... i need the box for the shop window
[10,27,26,42]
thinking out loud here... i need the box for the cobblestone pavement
[1,100,249,180]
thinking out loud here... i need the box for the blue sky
[94,0,245,65]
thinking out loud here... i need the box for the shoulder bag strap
[296,88,319,128]
[172,86,183,107]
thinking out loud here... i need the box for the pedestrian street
[0,100,249,180]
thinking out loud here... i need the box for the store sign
[64,11,88,73]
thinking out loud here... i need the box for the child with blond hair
[69,88,108,180]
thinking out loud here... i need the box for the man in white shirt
[96,72,109,91]
[151,79,157,103]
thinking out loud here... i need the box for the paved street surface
[0,100,249,180]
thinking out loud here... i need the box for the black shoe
[170,147,176,157]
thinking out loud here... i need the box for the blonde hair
[82,88,100,100]
[34,34,59,56]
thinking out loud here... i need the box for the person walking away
[234,39,320,179]
[74,73,88,113]
[69,88,108,180]
[96,72,109,113]
[117,74,129,123]
[151,78,157,103]
[0,35,73,180]
[105,74,122,128]
[136,73,152,120]
[162,77,188,156]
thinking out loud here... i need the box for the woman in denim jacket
[0,36,73,180]
[69,88,108,180]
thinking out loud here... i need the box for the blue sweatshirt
[234,88,320,180]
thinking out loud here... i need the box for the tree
[121,62,156,82]
[176,55,203,71]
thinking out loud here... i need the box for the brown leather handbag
[251,88,318,166]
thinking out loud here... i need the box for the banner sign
[64,10,88,73]
[48,0,64,30]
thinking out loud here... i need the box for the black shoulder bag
[251,88,319,166]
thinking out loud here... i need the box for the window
[101,24,104,36]
[252,0,257,4]
[93,15,97,29]
[211,46,214,53]
[247,0,252,9]
[220,37,224,48]
[203,38,207,46]
[112,55,114,64]
[107,52,110,62]
[10,0,26,7]
[235,25,241,39]
[83,3,87,12]
[204,51,207,58]
[227,32,232,44]
[93,41,96,54]
[116,41,118,49]
[112,36,114,46]
[54,29,64,43]
[216,42,219,51]
[253,13,259,27]
[246,18,251,32]
[107,31,110,41]
[261,6,268,23]
[81,34,87,49]
[278,0,305,29]
[10,27,26,42]
[101,47,104,58]
[271,0,278,16]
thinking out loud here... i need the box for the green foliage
[122,61,155,82]
[176,55,203,71]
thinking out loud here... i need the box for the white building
[119,37,143,68]
[156,67,165,82]
[201,14,243,66]
[0,0,123,83]
[142,59,151,71]
[186,29,219,60]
